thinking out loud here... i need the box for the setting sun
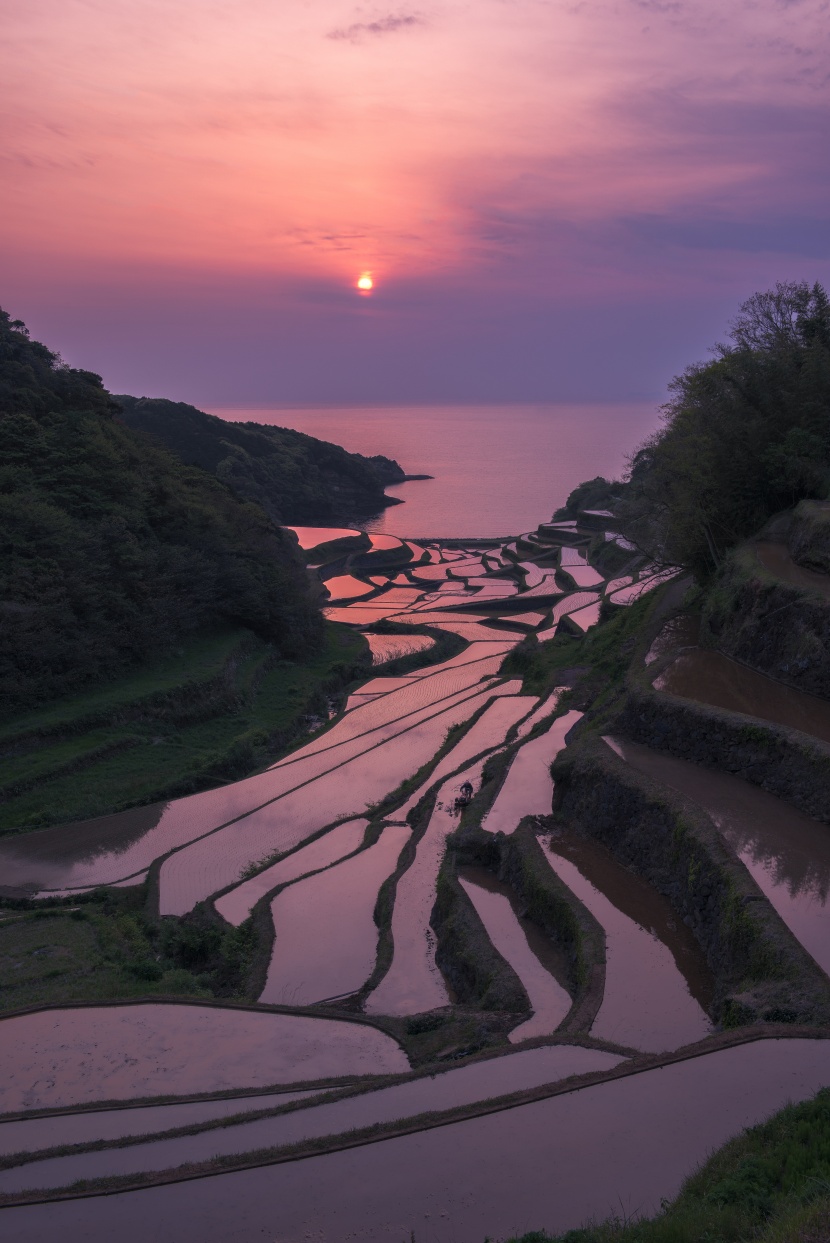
[356,273,374,293]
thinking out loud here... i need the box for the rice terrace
[4,0,830,1231]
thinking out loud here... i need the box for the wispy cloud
[326,13,424,43]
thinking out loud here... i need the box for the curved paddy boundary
[618,674,830,825]
[1,1027,828,1208]
[131,660,517,915]
[342,692,540,1020]
[447,819,607,1038]
[205,683,536,1005]
[552,732,830,1026]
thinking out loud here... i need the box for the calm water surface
[209,404,658,537]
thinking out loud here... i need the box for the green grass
[0,627,248,743]
[0,885,260,1012]
[0,622,369,832]
[502,591,657,703]
[504,1088,830,1243]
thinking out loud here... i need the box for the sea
[208,403,660,540]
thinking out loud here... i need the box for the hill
[115,395,410,525]
[0,310,323,715]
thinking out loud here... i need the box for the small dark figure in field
[455,780,474,810]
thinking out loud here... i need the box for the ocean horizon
[208,402,660,539]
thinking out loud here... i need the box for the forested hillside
[0,311,323,714]
[620,281,830,578]
[116,396,408,524]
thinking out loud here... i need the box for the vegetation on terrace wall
[0,309,323,714]
[116,394,408,525]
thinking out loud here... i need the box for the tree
[619,282,830,580]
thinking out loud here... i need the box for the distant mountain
[115,396,410,525]
[0,311,323,714]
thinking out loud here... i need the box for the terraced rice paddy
[482,709,582,834]
[366,760,492,1016]
[653,644,830,744]
[286,526,363,550]
[544,836,713,1051]
[364,632,437,665]
[8,1041,830,1240]
[0,1045,626,1197]
[10,521,828,1236]
[322,574,376,601]
[0,1005,408,1112]
[459,867,573,1040]
[214,818,369,926]
[606,736,830,977]
[259,825,410,1005]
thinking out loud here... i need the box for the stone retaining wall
[551,734,830,1027]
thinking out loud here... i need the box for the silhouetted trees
[0,310,324,713]
[619,282,830,578]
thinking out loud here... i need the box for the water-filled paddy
[459,867,573,1041]
[159,679,518,914]
[0,1044,626,1195]
[11,1040,830,1241]
[544,835,713,1051]
[259,825,410,1005]
[654,646,830,745]
[285,526,361,550]
[214,818,369,927]
[607,737,830,977]
[0,1005,408,1113]
[363,633,436,664]
[757,541,830,596]
[322,574,375,601]
[366,760,491,1016]
[0,1088,323,1156]
[482,710,582,834]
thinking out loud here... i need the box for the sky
[3,0,830,405]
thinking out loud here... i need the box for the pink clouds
[2,0,829,400]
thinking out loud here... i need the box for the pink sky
[4,0,829,403]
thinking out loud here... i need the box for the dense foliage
[116,395,406,524]
[0,310,323,714]
[620,282,830,579]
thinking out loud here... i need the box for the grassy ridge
[508,1088,830,1243]
[0,622,368,833]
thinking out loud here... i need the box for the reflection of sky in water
[716,818,830,906]
[609,738,830,976]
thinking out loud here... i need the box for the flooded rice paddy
[322,574,376,601]
[366,760,491,1016]
[0,1005,408,1112]
[544,836,713,1051]
[9,1040,830,1240]
[0,1088,325,1156]
[214,818,369,927]
[363,632,436,664]
[260,825,410,1005]
[0,1044,626,1196]
[459,867,573,1041]
[11,520,828,1233]
[757,541,830,596]
[606,736,830,977]
[654,644,830,745]
[482,709,583,834]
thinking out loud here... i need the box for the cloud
[326,13,424,43]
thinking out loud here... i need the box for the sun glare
[357,273,374,293]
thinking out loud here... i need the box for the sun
[356,272,374,293]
